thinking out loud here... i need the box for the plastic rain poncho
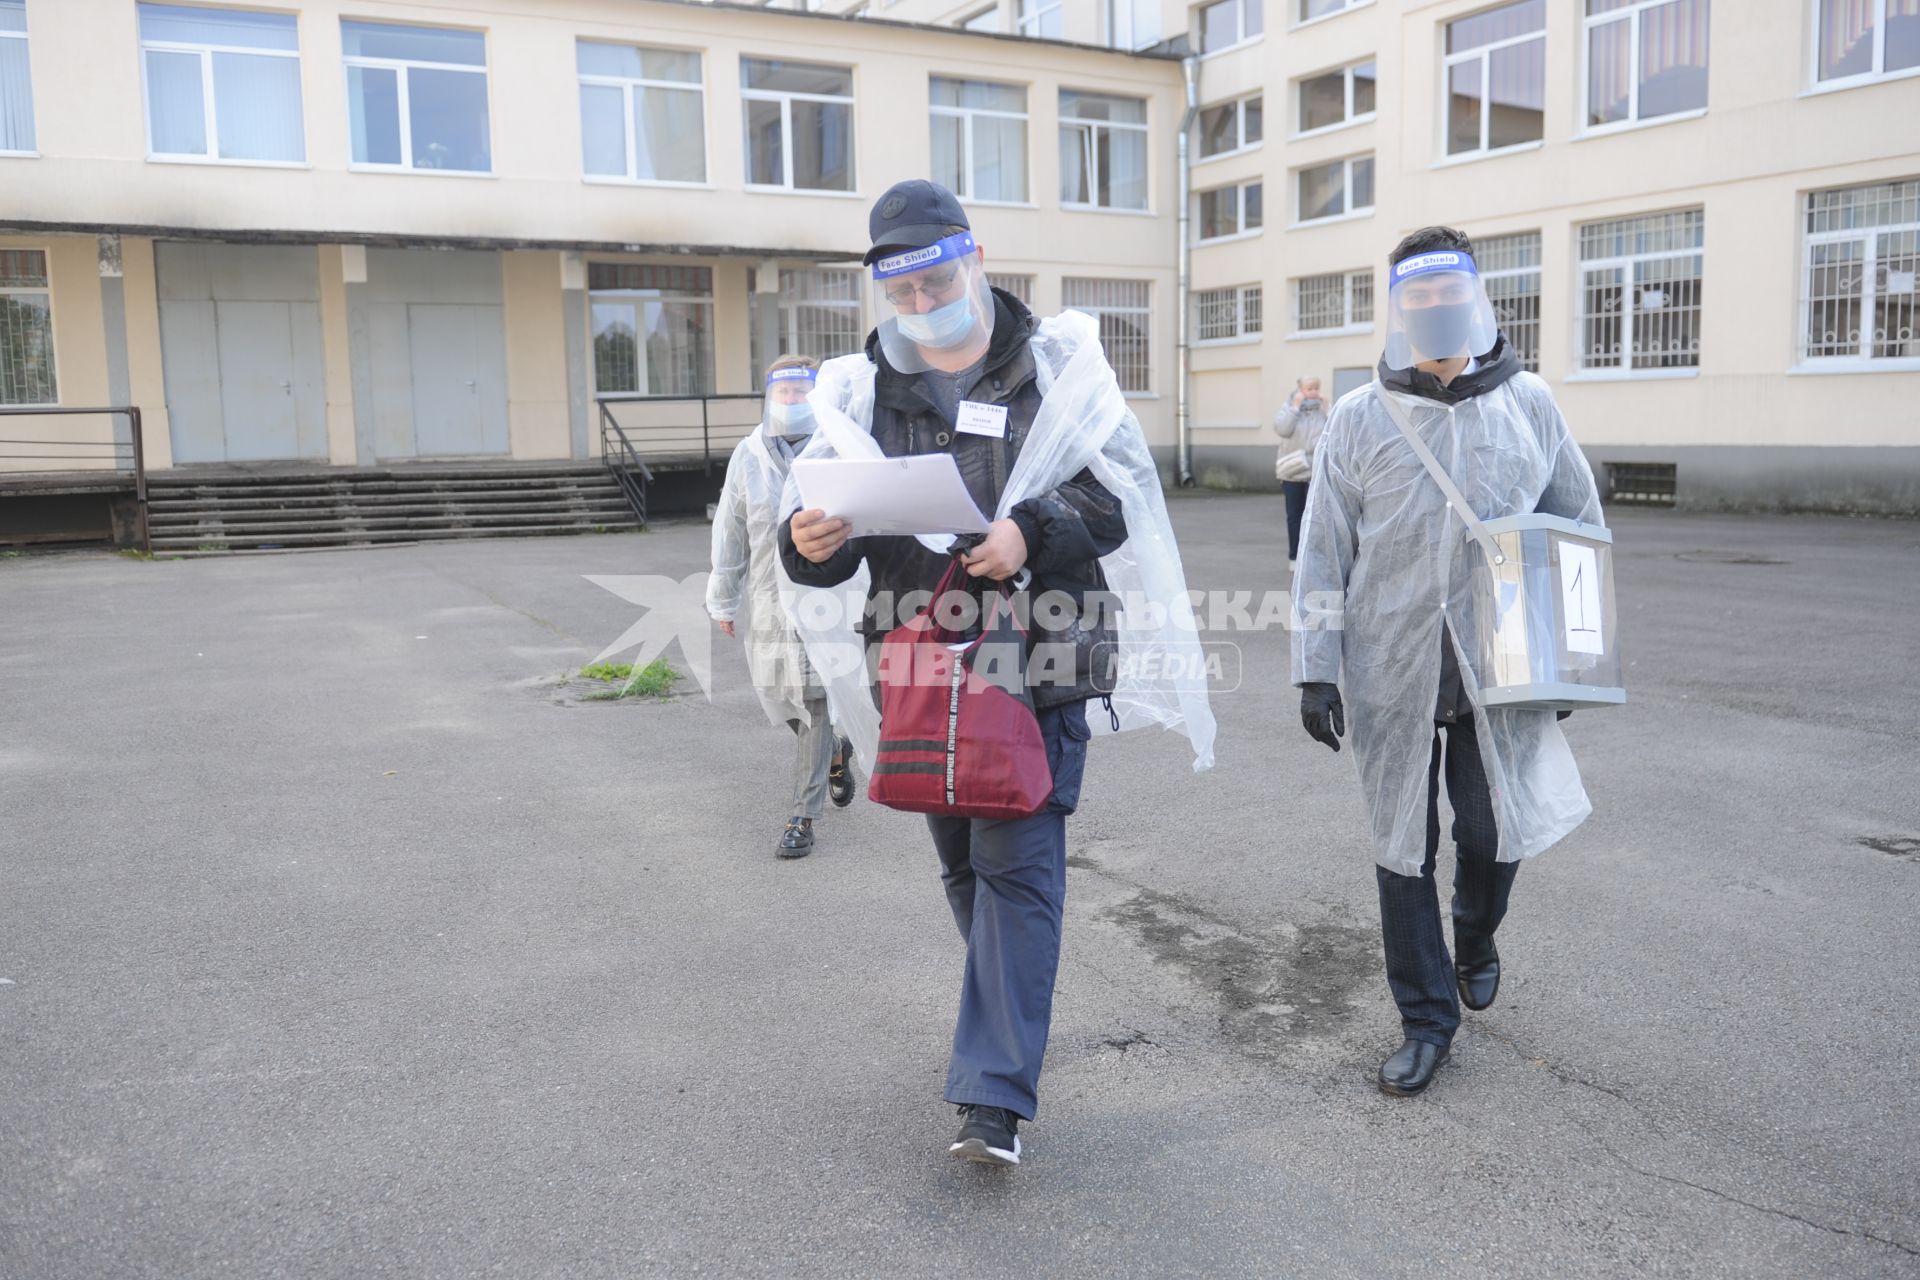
[1291,372,1604,877]
[778,309,1217,776]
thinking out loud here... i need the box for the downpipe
[1175,54,1198,488]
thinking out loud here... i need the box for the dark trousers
[1375,713,1518,1048]
[1281,480,1311,560]
[925,700,1090,1121]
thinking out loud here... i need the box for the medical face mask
[895,292,977,349]
[1402,301,1480,362]
[768,400,814,434]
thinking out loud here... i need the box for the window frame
[1476,229,1544,372]
[1292,153,1374,227]
[1059,90,1151,213]
[0,1,38,158]
[1293,58,1376,138]
[1796,178,1920,370]
[1194,282,1263,344]
[929,77,1031,206]
[1806,0,1920,93]
[740,57,858,196]
[588,262,716,398]
[1062,277,1154,393]
[747,265,865,378]
[1289,268,1373,337]
[1441,3,1545,160]
[959,6,1001,32]
[1195,180,1263,243]
[1197,0,1264,57]
[1291,0,1374,31]
[137,4,306,168]
[1578,0,1711,139]
[1573,207,1706,376]
[1106,0,1160,50]
[1017,0,1062,38]
[341,20,493,176]
[1195,93,1262,162]
[577,41,709,189]
[0,245,59,406]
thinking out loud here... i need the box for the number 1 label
[1559,541,1605,655]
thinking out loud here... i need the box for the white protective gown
[1291,371,1605,877]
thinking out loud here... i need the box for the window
[1815,0,1920,85]
[1063,278,1151,391]
[931,78,1027,203]
[1195,284,1262,341]
[1018,0,1062,38]
[1295,154,1374,223]
[1297,60,1376,134]
[138,5,304,164]
[0,1,36,154]
[343,21,489,172]
[1802,178,1920,363]
[987,272,1033,303]
[590,263,714,396]
[578,43,704,185]
[1199,0,1263,53]
[1478,231,1542,371]
[960,6,1001,32]
[1060,91,1148,210]
[1445,2,1545,156]
[0,248,56,404]
[1577,208,1704,370]
[1197,95,1262,158]
[1197,181,1262,240]
[1293,269,1372,333]
[748,266,862,375]
[1584,0,1710,131]
[1107,0,1161,49]
[1298,0,1367,23]
[742,59,854,192]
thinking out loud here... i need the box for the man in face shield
[778,179,1129,1167]
[1291,227,1605,1097]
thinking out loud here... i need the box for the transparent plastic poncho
[778,310,1216,775]
[1291,372,1605,876]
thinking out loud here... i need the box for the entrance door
[405,303,509,457]
[214,302,300,462]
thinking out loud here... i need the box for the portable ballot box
[1468,514,1625,711]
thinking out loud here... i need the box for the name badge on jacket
[955,401,1009,439]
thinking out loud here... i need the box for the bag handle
[926,555,1025,640]
[1372,378,1507,569]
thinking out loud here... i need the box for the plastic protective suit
[1291,368,1604,877]
[778,309,1216,775]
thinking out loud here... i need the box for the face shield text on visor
[764,366,818,437]
[871,231,995,375]
[1383,250,1500,372]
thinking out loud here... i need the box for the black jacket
[777,288,1128,709]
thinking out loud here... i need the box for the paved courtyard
[2,495,1917,1278]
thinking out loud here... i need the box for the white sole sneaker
[948,1135,1021,1166]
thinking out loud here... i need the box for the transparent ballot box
[1467,514,1625,711]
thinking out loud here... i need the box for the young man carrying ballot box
[1291,227,1607,1098]
[779,179,1214,1168]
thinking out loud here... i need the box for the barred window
[1195,284,1262,341]
[590,262,714,396]
[987,272,1033,303]
[1577,208,1703,369]
[0,247,57,405]
[748,266,863,377]
[1197,181,1262,241]
[1478,230,1542,371]
[1064,278,1151,391]
[1293,269,1371,334]
[1802,177,1920,362]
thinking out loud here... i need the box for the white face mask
[768,400,815,434]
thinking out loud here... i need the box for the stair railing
[597,402,656,529]
[0,405,150,551]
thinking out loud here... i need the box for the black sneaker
[776,817,813,859]
[948,1105,1021,1166]
[828,737,854,808]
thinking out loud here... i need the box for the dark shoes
[1455,936,1501,1011]
[949,1105,1022,1166]
[828,736,854,808]
[776,817,814,859]
[1378,1038,1449,1096]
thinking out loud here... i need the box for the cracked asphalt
[3,496,1917,1278]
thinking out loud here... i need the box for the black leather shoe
[776,817,814,859]
[828,737,854,808]
[1377,1038,1449,1096]
[1455,938,1501,1011]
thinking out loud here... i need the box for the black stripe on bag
[879,738,947,753]
[872,761,944,775]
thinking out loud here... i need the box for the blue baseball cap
[864,179,970,265]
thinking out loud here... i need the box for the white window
[1018,0,1062,38]
[742,59,855,192]
[748,266,863,375]
[1296,60,1376,134]
[931,78,1028,203]
[1197,181,1262,241]
[1060,91,1148,211]
[1295,154,1374,224]
[1199,0,1263,53]
[1478,231,1542,371]
[1297,0,1368,24]
[1197,95,1262,159]
[1577,208,1704,370]
[0,1,37,155]
[578,43,704,185]
[1814,0,1920,87]
[1195,284,1262,341]
[1107,0,1161,49]
[343,21,490,173]
[139,5,304,164]
[1444,2,1545,157]
[0,248,56,404]
[1802,177,1920,364]
[987,272,1034,303]
[591,263,714,397]
[960,6,1002,32]
[1293,269,1373,334]
[1584,0,1710,132]
[1063,278,1151,391]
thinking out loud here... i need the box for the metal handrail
[597,402,656,529]
[594,393,761,477]
[0,405,149,551]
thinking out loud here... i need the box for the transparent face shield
[870,231,995,375]
[763,366,818,437]
[1383,250,1501,372]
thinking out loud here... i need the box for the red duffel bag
[867,556,1054,821]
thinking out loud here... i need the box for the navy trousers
[1374,713,1518,1048]
[1281,479,1311,561]
[926,700,1090,1120]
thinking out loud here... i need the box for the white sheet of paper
[792,453,991,539]
[955,401,1009,438]
[1558,541,1605,655]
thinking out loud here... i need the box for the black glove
[1300,682,1345,753]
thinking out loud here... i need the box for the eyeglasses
[882,266,963,308]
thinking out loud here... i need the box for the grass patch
[116,547,153,560]
[577,657,679,699]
